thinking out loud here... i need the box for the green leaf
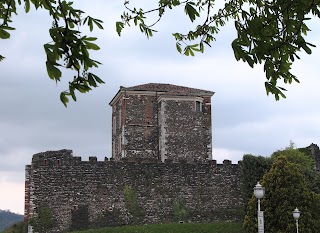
[172,33,181,40]
[68,20,75,29]
[93,18,104,29]
[82,37,97,41]
[301,44,312,54]
[88,73,97,87]
[89,73,104,84]
[199,42,204,53]
[189,48,194,56]
[43,44,56,62]
[246,56,254,68]
[83,16,89,25]
[116,21,124,36]
[60,92,69,107]
[0,29,10,39]
[81,45,89,58]
[46,61,62,81]
[69,86,77,101]
[184,46,195,56]
[176,43,182,53]
[25,0,30,13]
[184,2,200,22]
[84,41,100,50]
[2,26,15,31]
[76,84,91,93]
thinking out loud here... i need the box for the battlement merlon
[29,149,242,167]
[32,149,73,162]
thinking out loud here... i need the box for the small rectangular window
[195,101,202,112]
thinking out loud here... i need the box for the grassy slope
[73,223,245,233]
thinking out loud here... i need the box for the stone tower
[109,83,214,162]
[306,143,320,172]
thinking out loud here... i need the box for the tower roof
[109,83,214,106]
[125,83,214,96]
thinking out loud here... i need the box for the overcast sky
[1,1,320,214]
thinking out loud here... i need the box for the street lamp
[293,208,300,233]
[254,182,265,233]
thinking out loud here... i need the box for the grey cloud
[2,1,320,212]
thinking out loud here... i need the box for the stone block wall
[306,143,320,172]
[26,150,244,232]
[158,98,212,162]
[109,84,214,163]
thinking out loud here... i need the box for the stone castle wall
[158,97,212,162]
[26,150,244,232]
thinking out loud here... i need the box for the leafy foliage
[29,206,53,233]
[2,1,320,104]
[271,143,320,194]
[272,147,314,176]
[172,199,188,222]
[118,0,320,100]
[123,185,144,224]
[241,142,319,212]
[0,0,104,106]
[240,154,272,210]
[244,156,320,233]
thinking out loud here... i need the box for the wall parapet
[29,149,241,168]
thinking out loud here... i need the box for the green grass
[72,222,245,233]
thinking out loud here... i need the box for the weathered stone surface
[24,84,247,232]
[109,83,214,162]
[25,150,244,232]
[306,143,320,172]
[159,99,211,162]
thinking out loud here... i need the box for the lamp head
[253,182,265,199]
[293,208,300,220]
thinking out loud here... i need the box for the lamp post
[293,208,300,233]
[254,182,265,233]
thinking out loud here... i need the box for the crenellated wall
[25,149,244,232]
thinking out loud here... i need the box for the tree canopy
[1,0,104,106]
[1,0,320,105]
[244,155,320,233]
[240,142,320,213]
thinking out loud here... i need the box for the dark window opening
[195,101,202,112]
